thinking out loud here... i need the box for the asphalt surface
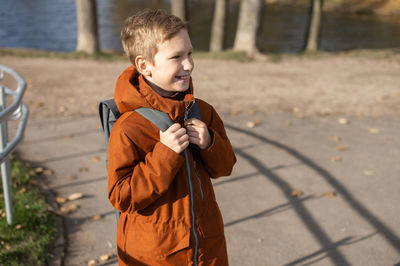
[15,112,400,266]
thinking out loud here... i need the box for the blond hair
[121,9,187,67]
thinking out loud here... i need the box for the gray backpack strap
[187,101,201,121]
[135,108,174,132]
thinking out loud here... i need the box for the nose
[183,56,194,72]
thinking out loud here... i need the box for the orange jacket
[108,66,236,265]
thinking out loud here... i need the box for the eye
[170,55,180,60]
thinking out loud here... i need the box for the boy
[108,9,236,265]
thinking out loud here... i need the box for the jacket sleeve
[198,104,236,178]
[107,127,184,214]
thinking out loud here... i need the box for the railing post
[0,85,13,225]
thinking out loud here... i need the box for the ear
[135,55,152,77]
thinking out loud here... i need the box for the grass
[0,158,57,265]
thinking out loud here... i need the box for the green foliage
[0,159,57,265]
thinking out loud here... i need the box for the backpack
[98,98,201,220]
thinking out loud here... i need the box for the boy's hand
[185,118,211,150]
[160,123,189,154]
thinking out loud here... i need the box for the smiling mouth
[176,74,190,81]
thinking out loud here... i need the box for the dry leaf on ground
[290,190,303,197]
[91,156,100,163]
[60,204,79,214]
[100,254,113,262]
[43,169,53,175]
[335,145,348,151]
[35,167,44,174]
[331,136,341,142]
[323,192,337,198]
[363,170,375,176]
[285,121,293,126]
[90,215,102,221]
[67,193,83,201]
[331,157,342,162]
[338,118,349,125]
[55,196,67,204]
[88,260,97,266]
[368,128,380,134]
[246,120,261,128]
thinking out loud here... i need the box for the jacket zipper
[184,102,199,266]
[193,161,204,201]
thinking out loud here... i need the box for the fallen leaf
[91,156,100,163]
[323,192,336,198]
[35,167,44,174]
[368,128,380,134]
[257,239,264,243]
[60,204,79,214]
[43,169,53,176]
[90,215,102,221]
[363,170,374,176]
[246,120,260,128]
[248,109,257,115]
[15,224,23,230]
[68,193,83,201]
[99,254,112,261]
[331,157,342,162]
[290,190,303,197]
[285,121,292,126]
[55,197,67,204]
[67,175,77,180]
[331,136,341,142]
[88,260,97,266]
[17,188,27,195]
[335,145,348,151]
[338,118,349,125]
[34,101,44,107]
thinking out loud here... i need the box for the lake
[1,0,400,53]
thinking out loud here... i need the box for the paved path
[15,113,400,266]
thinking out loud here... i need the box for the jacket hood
[114,65,194,122]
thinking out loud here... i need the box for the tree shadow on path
[225,124,400,265]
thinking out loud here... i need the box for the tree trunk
[304,0,323,52]
[76,0,99,54]
[210,0,228,52]
[233,0,263,56]
[171,0,186,21]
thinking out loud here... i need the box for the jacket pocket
[126,221,190,259]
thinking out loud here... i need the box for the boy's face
[144,29,194,92]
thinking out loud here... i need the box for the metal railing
[0,64,29,225]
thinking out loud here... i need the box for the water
[1,0,400,53]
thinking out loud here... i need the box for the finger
[166,123,182,133]
[185,118,204,127]
[174,127,187,138]
[187,131,200,138]
[188,136,200,145]
[178,134,189,144]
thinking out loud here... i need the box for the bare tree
[171,0,186,21]
[233,0,263,56]
[304,0,323,52]
[210,0,228,52]
[76,0,99,54]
